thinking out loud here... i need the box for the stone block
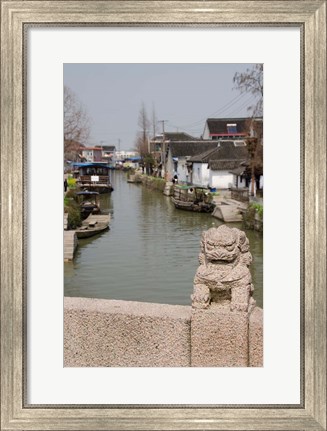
[64,297,191,367]
[191,303,249,367]
[249,306,263,367]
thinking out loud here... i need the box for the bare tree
[135,103,157,174]
[136,102,150,156]
[151,102,157,138]
[64,86,91,156]
[233,64,263,117]
[243,117,263,197]
[233,66,263,196]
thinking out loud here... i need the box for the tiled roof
[190,141,248,161]
[96,145,116,152]
[210,159,247,170]
[169,141,218,157]
[165,132,198,141]
[189,141,250,171]
[188,147,218,162]
[206,117,262,136]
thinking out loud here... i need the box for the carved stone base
[191,303,249,367]
[249,307,263,367]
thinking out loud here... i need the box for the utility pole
[118,138,121,160]
[158,120,168,179]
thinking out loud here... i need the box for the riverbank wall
[64,297,263,367]
[242,205,263,232]
[139,175,166,192]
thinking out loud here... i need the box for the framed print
[1,1,326,430]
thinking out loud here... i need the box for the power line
[167,95,257,137]
[224,94,259,117]
[176,91,248,129]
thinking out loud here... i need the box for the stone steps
[64,231,78,261]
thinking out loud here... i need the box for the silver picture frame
[1,1,326,430]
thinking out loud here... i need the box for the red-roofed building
[202,117,262,140]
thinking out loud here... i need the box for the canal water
[64,171,263,308]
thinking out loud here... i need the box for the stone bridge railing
[64,225,263,367]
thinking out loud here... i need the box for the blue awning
[125,157,141,161]
[72,162,110,169]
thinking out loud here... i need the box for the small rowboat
[75,214,110,239]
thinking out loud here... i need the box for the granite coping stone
[64,297,192,321]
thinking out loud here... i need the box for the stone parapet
[191,305,249,367]
[64,297,263,367]
[64,297,191,367]
[249,306,264,367]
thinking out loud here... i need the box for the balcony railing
[78,175,109,185]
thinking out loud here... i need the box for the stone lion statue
[191,225,255,312]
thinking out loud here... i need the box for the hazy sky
[64,63,259,150]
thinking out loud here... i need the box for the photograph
[63,63,264,367]
[1,0,326,429]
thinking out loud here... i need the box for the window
[227,123,237,134]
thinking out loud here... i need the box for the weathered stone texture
[190,225,258,366]
[249,307,264,367]
[64,297,191,367]
[192,225,255,312]
[191,304,249,367]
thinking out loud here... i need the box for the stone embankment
[64,231,78,261]
[242,203,263,232]
[212,197,247,222]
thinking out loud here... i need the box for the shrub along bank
[243,202,263,232]
[140,175,166,192]
[64,190,81,229]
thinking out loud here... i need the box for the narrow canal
[64,171,263,308]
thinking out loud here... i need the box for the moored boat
[171,186,215,213]
[76,190,101,220]
[72,162,114,193]
[75,214,110,239]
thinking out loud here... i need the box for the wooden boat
[171,186,215,213]
[72,162,114,193]
[171,197,215,213]
[75,214,110,239]
[76,190,101,220]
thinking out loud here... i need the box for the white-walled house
[192,161,210,187]
[209,160,247,189]
[194,118,263,194]
[188,141,250,189]
[166,141,218,183]
[149,132,216,180]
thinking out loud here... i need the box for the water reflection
[64,171,263,307]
